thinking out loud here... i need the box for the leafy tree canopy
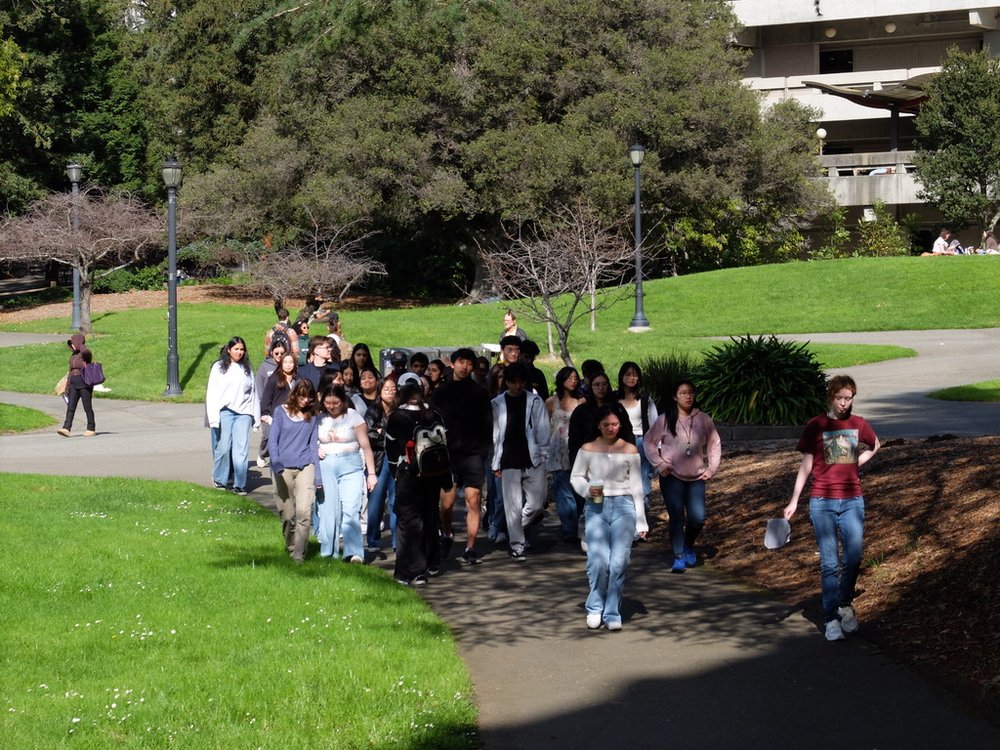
[914,48,1000,231]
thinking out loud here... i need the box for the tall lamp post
[162,156,183,397]
[627,143,650,331]
[66,163,83,331]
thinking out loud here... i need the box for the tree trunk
[556,325,573,367]
[590,283,596,331]
[79,270,93,334]
[546,321,554,356]
[457,243,488,300]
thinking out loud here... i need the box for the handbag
[82,362,106,387]
[55,375,68,396]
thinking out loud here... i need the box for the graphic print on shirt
[822,429,858,464]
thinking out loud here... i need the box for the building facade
[731,1,1000,243]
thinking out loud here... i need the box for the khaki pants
[275,465,316,562]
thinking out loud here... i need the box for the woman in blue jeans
[364,377,398,550]
[571,405,648,631]
[316,385,378,562]
[784,374,880,642]
[643,379,722,573]
[206,336,260,495]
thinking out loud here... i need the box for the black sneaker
[460,548,482,566]
[232,487,248,496]
[439,534,454,559]
[411,574,428,585]
[509,548,527,562]
[427,566,441,577]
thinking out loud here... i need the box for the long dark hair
[666,378,697,437]
[219,336,252,376]
[396,382,433,421]
[585,372,615,409]
[555,366,580,399]
[350,342,374,379]
[616,361,645,399]
[285,379,317,420]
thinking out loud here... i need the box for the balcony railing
[820,151,923,206]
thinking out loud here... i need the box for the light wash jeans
[661,475,706,557]
[585,495,637,626]
[634,435,653,507]
[551,469,578,539]
[213,408,252,491]
[317,451,365,560]
[366,459,397,549]
[809,496,865,622]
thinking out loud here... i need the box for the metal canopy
[802,72,936,114]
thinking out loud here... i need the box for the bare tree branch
[0,187,163,332]
[249,214,385,307]
[481,203,633,366]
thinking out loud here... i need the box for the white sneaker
[837,605,858,634]
[825,619,845,641]
[606,621,623,632]
[92,384,111,393]
[586,613,602,630]
[256,456,267,468]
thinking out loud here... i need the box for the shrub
[695,335,826,425]
[92,265,165,294]
[640,353,701,412]
[855,200,910,257]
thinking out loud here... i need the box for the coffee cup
[589,479,604,504]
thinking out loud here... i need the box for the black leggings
[64,376,95,431]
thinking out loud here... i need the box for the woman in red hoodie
[58,333,96,437]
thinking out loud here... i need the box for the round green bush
[695,335,826,426]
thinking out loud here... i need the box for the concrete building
[731,1,1000,244]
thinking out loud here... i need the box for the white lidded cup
[589,479,604,504]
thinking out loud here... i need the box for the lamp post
[627,143,650,331]
[66,163,83,331]
[816,127,827,156]
[162,156,183,397]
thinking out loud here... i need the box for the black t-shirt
[500,392,531,470]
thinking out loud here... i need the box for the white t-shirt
[318,410,365,452]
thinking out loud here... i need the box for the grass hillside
[2,256,996,402]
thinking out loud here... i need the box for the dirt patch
[646,435,1000,717]
[0,285,444,325]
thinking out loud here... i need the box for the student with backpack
[263,308,299,361]
[386,381,453,585]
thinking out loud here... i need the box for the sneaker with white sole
[837,605,858,634]
[606,620,623,632]
[586,613,602,629]
[825,619,845,641]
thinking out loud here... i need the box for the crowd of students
[204,306,879,639]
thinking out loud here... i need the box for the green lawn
[0,474,475,749]
[0,403,56,433]
[930,380,1000,402]
[8,254,997,402]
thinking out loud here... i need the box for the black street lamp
[162,156,183,397]
[627,143,650,331]
[66,163,83,331]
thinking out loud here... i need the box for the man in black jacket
[429,347,492,565]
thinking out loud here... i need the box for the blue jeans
[661,475,706,557]
[585,495,636,625]
[317,451,365,559]
[485,455,507,540]
[366,459,397,549]
[634,436,653,507]
[551,469,578,539]
[809,496,865,622]
[213,409,252,490]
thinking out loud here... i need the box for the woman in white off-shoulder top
[570,404,648,632]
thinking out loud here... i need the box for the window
[820,49,853,74]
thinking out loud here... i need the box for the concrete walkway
[2,330,1000,746]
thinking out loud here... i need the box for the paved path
[2,330,1000,746]
[778,328,1000,437]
